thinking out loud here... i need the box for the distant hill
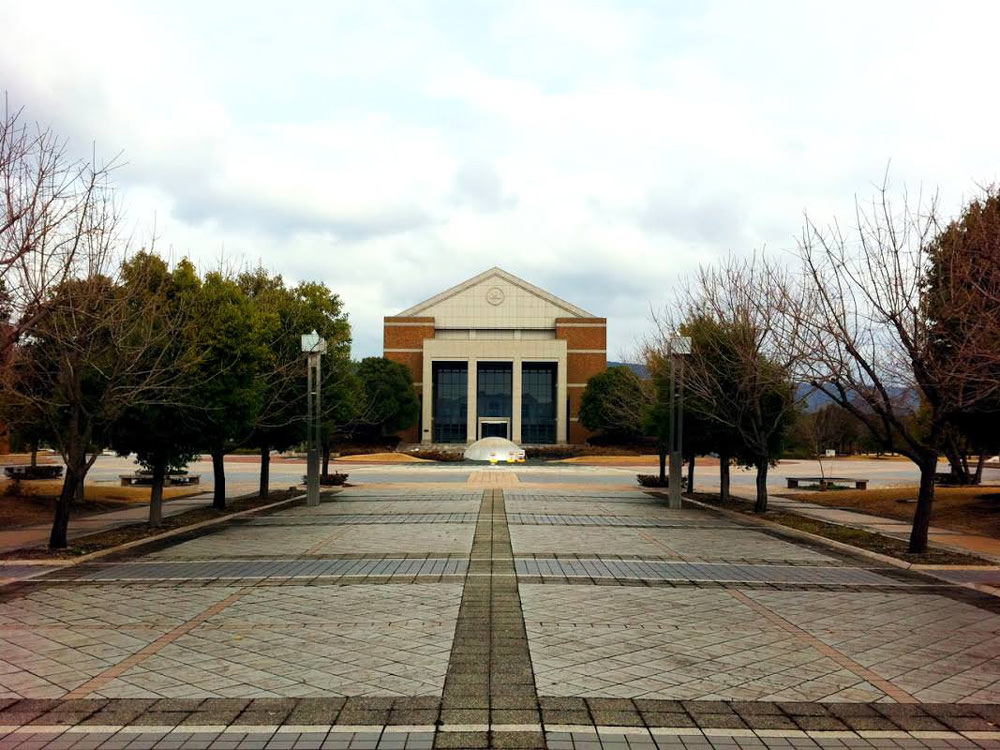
[607,361,649,379]
[609,362,915,414]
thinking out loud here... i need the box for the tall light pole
[667,334,691,509]
[301,330,327,507]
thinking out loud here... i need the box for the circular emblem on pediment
[486,287,505,306]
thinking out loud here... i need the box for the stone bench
[4,465,64,480]
[120,473,200,487]
[786,476,868,490]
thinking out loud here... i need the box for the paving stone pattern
[1,485,1000,749]
[145,525,475,559]
[509,527,842,565]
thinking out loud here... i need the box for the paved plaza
[2,474,1000,749]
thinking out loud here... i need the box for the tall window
[432,362,467,443]
[477,362,512,421]
[522,362,556,444]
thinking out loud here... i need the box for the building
[383,267,606,445]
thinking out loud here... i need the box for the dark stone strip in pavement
[2,698,1000,734]
[511,552,863,568]
[72,557,471,581]
[513,559,897,585]
[244,513,479,525]
[514,576,980,594]
[436,488,542,748]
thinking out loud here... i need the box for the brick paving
[1,483,999,749]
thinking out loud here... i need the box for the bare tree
[1,97,119,356]
[785,180,1000,552]
[653,254,802,512]
[4,250,192,548]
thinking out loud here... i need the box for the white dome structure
[464,437,525,463]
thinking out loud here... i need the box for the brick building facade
[384,267,606,445]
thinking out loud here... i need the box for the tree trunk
[49,465,77,549]
[321,444,331,476]
[686,455,695,494]
[211,449,226,510]
[943,436,972,484]
[719,453,730,502]
[259,445,270,499]
[973,453,986,485]
[909,454,938,553]
[149,455,165,528]
[30,443,38,468]
[753,459,768,513]
[658,447,667,484]
[74,471,85,504]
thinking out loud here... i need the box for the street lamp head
[669,334,691,355]
[301,330,327,354]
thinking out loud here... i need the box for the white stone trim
[567,349,606,354]
[396,266,596,318]
[383,321,434,326]
[567,383,588,388]
[555,322,606,327]
[384,348,422,353]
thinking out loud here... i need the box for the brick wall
[384,317,434,444]
[556,318,607,445]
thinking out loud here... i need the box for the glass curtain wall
[476,362,512,438]
[432,362,468,443]
[521,362,557,444]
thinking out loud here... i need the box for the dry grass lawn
[781,485,1000,539]
[0,479,203,528]
[335,452,431,463]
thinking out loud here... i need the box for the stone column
[466,358,478,444]
[556,355,568,444]
[511,357,523,444]
[421,352,433,445]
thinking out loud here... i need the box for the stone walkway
[1,484,999,749]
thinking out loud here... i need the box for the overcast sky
[3,0,999,358]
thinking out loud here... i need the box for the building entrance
[479,419,510,439]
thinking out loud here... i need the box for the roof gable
[396,267,595,327]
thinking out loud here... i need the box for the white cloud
[3,0,1000,358]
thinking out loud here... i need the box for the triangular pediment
[396,267,594,327]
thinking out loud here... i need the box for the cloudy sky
[3,0,999,358]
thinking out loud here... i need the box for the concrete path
[1,473,999,749]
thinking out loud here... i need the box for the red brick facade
[556,317,607,444]
[383,317,434,444]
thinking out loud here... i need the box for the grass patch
[780,485,1000,539]
[687,492,989,566]
[0,488,316,560]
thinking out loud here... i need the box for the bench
[4,465,64,480]
[120,473,200,487]
[786,476,868,490]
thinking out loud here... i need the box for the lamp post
[667,334,691,509]
[301,330,327,507]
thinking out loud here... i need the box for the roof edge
[395,266,595,318]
